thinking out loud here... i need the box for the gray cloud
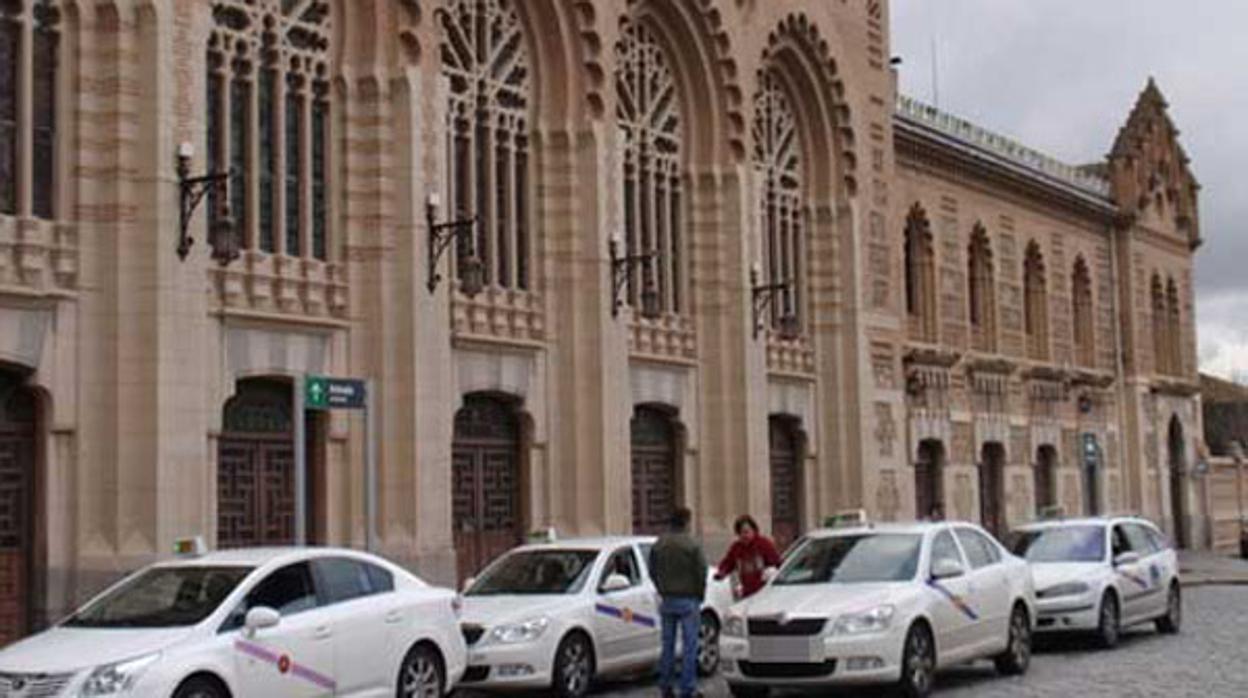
[891,0,1248,376]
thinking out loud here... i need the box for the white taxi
[1008,514,1181,648]
[457,536,732,697]
[0,543,466,697]
[720,520,1036,698]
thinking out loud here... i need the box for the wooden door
[218,380,296,548]
[769,418,802,551]
[631,407,677,535]
[0,373,35,646]
[453,396,523,582]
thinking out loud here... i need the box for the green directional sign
[305,375,366,410]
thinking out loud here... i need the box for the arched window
[1151,274,1169,374]
[904,204,936,342]
[207,0,332,259]
[1023,241,1048,361]
[617,21,683,316]
[967,225,996,352]
[440,0,530,291]
[1166,277,1182,375]
[1,0,59,219]
[1072,256,1094,367]
[752,71,805,335]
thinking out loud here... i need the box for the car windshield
[1010,525,1107,563]
[65,566,253,628]
[774,534,922,585]
[467,550,599,595]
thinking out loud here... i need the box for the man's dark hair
[733,515,759,535]
[670,507,692,531]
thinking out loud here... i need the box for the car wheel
[173,677,228,698]
[728,683,770,698]
[552,633,594,698]
[697,612,721,676]
[1096,591,1121,649]
[993,603,1032,675]
[896,623,936,698]
[1156,583,1182,634]
[398,644,444,698]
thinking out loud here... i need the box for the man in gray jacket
[648,507,707,698]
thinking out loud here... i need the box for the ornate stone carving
[876,470,900,523]
[874,402,896,457]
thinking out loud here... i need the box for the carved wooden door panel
[0,376,35,647]
[453,396,522,582]
[217,380,295,549]
[631,408,677,535]
[769,419,802,551]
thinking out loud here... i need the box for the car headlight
[1038,581,1091,599]
[488,617,550,644]
[723,615,746,638]
[831,605,895,636]
[79,652,161,696]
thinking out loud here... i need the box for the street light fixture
[176,141,236,264]
[609,232,661,319]
[426,193,484,298]
[750,261,799,340]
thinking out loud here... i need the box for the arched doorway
[453,394,524,581]
[915,440,945,520]
[218,378,297,548]
[1034,445,1058,514]
[0,368,38,646]
[979,443,1006,537]
[631,406,680,535]
[1169,416,1187,548]
[769,416,803,551]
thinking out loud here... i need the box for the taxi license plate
[749,636,821,663]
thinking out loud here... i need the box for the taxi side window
[1123,524,1159,555]
[219,562,319,632]
[955,528,1001,569]
[315,557,392,605]
[1111,525,1133,557]
[1144,526,1170,552]
[599,548,642,591]
[930,530,965,574]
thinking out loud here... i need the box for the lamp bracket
[177,153,233,261]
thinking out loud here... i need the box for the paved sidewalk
[1178,549,1248,585]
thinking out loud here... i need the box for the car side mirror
[601,574,632,593]
[930,558,965,580]
[244,607,281,636]
[461,577,477,594]
[1113,552,1140,567]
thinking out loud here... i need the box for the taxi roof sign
[1037,505,1067,521]
[173,536,207,557]
[527,527,558,543]
[824,509,870,529]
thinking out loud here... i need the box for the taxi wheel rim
[560,639,591,695]
[1168,587,1182,627]
[401,653,441,698]
[698,616,720,672]
[906,629,934,693]
[1102,597,1119,643]
[1010,609,1031,666]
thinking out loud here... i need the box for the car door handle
[385,610,404,625]
[313,626,333,640]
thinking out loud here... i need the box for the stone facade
[0,0,1204,637]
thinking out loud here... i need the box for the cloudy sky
[891,0,1248,381]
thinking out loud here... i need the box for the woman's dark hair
[734,515,759,535]
[670,507,693,531]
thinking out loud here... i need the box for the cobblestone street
[477,585,1248,698]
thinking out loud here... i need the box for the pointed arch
[1071,256,1094,367]
[1023,241,1048,361]
[967,224,996,353]
[904,203,936,342]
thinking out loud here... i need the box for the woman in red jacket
[714,515,782,599]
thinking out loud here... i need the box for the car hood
[462,594,582,627]
[0,626,193,673]
[733,582,911,620]
[1030,562,1106,592]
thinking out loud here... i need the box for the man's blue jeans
[658,596,700,696]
